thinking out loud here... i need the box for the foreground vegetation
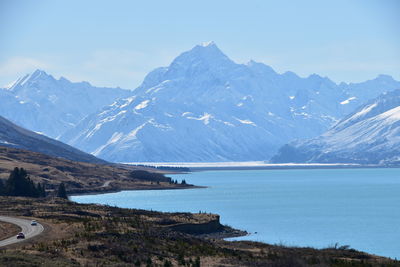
[0,197,398,267]
[0,221,19,241]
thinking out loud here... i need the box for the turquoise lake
[71,168,400,259]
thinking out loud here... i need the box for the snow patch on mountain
[377,106,400,121]
[186,113,213,125]
[235,118,256,126]
[348,103,377,120]
[135,100,150,110]
[201,41,215,47]
[60,43,400,162]
[0,70,130,139]
[340,96,356,105]
[271,89,400,165]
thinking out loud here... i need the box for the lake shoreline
[2,197,397,266]
[125,162,400,171]
[68,183,206,197]
[72,168,400,259]
[67,164,400,198]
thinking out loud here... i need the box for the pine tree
[40,183,46,197]
[57,182,68,199]
[4,167,45,198]
[37,183,46,197]
[5,167,33,197]
[0,179,4,195]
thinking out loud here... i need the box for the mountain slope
[0,70,131,138]
[0,115,106,164]
[271,89,400,165]
[61,42,400,162]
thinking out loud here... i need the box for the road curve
[0,216,44,247]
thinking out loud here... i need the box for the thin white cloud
[0,57,49,76]
[65,49,170,88]
[0,49,173,89]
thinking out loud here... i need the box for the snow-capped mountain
[0,70,130,138]
[271,89,400,165]
[0,115,105,164]
[60,42,400,162]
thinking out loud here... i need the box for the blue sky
[0,0,399,88]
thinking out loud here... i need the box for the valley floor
[127,161,374,171]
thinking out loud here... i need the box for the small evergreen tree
[37,183,46,197]
[41,183,46,197]
[57,182,68,199]
[0,179,4,195]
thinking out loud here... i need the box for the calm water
[71,168,400,259]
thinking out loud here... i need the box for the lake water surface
[71,168,400,259]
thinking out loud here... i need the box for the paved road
[0,216,44,247]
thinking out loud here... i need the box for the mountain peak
[32,69,48,77]
[307,73,323,80]
[168,42,234,71]
[10,69,54,90]
[200,41,216,47]
[26,69,50,82]
[375,74,394,81]
[191,41,224,55]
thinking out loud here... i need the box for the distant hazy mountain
[271,89,400,165]
[0,115,105,164]
[60,42,400,162]
[0,70,130,138]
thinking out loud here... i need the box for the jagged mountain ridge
[0,115,106,164]
[0,70,131,138]
[60,42,400,162]
[271,89,400,165]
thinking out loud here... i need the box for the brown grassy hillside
[0,146,193,195]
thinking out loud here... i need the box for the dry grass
[0,146,194,195]
[0,222,20,241]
